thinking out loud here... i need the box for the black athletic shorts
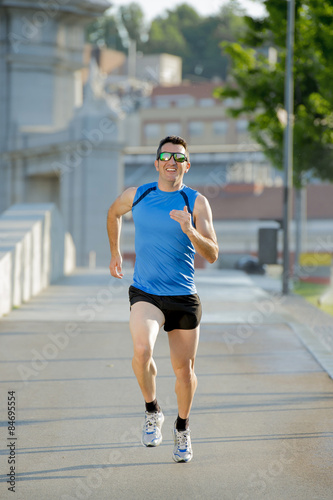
[128,285,202,332]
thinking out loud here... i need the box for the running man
[107,135,218,462]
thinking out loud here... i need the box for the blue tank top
[131,182,199,295]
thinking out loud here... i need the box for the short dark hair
[156,136,189,161]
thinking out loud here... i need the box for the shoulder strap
[179,190,193,216]
[180,186,199,227]
[132,186,157,208]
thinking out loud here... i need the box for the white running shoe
[141,410,164,447]
[172,422,193,463]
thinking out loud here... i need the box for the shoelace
[145,412,159,431]
[175,429,190,450]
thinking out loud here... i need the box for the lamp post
[282,0,295,294]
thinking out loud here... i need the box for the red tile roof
[152,82,221,100]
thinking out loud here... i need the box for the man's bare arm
[169,194,219,264]
[107,187,137,278]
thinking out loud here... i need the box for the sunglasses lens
[159,152,171,161]
[159,152,187,162]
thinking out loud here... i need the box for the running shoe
[141,410,164,447]
[172,422,193,463]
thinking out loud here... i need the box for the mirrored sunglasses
[159,152,187,163]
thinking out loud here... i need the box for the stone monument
[0,0,125,266]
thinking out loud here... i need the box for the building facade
[121,81,281,188]
[138,82,250,147]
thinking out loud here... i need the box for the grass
[293,282,333,317]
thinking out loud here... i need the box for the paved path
[1,268,333,500]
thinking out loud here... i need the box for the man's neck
[158,179,183,192]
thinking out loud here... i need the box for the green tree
[119,3,149,47]
[85,1,247,80]
[143,4,199,64]
[86,0,244,80]
[143,1,246,80]
[85,15,126,51]
[85,3,147,51]
[214,0,333,185]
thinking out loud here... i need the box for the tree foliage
[85,3,148,51]
[142,2,245,80]
[214,0,333,185]
[119,3,147,43]
[85,1,246,80]
[86,14,125,51]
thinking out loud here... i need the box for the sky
[107,0,266,22]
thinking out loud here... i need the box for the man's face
[154,142,190,182]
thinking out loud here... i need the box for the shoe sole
[172,453,193,463]
[143,440,162,447]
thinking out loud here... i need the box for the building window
[188,121,204,136]
[199,98,215,107]
[176,96,195,107]
[155,97,170,108]
[144,123,160,138]
[165,122,181,136]
[213,120,228,135]
[236,119,249,132]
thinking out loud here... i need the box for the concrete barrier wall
[0,203,76,318]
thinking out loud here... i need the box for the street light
[282,0,295,294]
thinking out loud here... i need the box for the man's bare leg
[129,301,164,402]
[168,326,200,462]
[130,301,165,447]
[167,326,200,418]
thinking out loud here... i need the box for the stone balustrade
[0,203,75,318]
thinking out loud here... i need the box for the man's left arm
[169,194,219,264]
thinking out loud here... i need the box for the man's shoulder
[136,182,158,194]
[182,185,210,211]
[132,182,158,208]
[183,184,197,192]
[192,192,213,216]
[182,184,199,197]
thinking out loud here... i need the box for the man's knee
[133,343,153,365]
[174,362,196,385]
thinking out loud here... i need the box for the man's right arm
[107,187,137,279]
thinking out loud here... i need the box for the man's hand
[171,195,219,263]
[109,255,123,279]
[169,206,192,235]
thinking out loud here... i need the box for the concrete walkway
[1,268,333,500]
